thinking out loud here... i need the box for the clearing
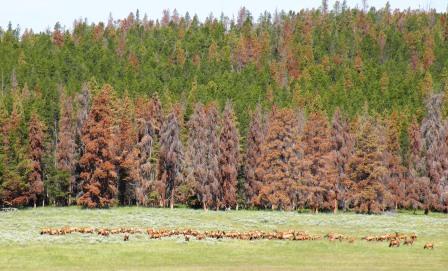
[0,207,447,270]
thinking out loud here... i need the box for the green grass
[0,207,447,270]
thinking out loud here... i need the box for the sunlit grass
[0,207,447,270]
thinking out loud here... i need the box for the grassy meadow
[0,207,447,270]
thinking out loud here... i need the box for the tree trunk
[424,208,429,215]
[333,199,338,214]
[170,189,174,209]
[68,183,72,206]
[34,200,36,208]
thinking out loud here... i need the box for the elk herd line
[39,227,435,249]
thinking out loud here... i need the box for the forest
[1,3,448,214]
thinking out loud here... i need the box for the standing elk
[389,239,400,248]
[403,237,414,246]
[423,243,434,249]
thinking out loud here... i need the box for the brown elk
[97,229,110,236]
[403,237,414,246]
[40,228,51,235]
[362,236,375,242]
[423,243,434,249]
[196,234,205,240]
[389,239,400,248]
[123,233,129,241]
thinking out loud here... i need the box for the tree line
[1,3,448,213]
[1,4,448,135]
[1,83,447,214]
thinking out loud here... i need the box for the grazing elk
[362,236,375,242]
[40,228,51,235]
[123,233,129,241]
[97,229,110,237]
[196,234,205,240]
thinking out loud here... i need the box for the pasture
[0,207,447,271]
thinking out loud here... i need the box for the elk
[423,243,434,249]
[403,237,414,246]
[97,229,110,236]
[362,236,375,242]
[40,228,51,235]
[196,234,205,240]
[389,239,400,248]
[123,233,129,241]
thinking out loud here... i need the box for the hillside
[1,6,448,212]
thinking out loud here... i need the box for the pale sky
[0,0,446,33]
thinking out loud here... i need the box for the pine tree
[256,107,303,210]
[186,103,220,210]
[185,103,205,208]
[116,95,138,205]
[244,104,264,207]
[347,114,389,214]
[28,112,45,207]
[302,112,338,213]
[78,85,118,208]
[1,95,32,206]
[74,83,90,197]
[158,109,184,209]
[406,118,429,213]
[56,91,76,205]
[331,108,353,211]
[134,98,155,206]
[420,93,448,212]
[382,112,406,210]
[0,101,8,205]
[218,101,240,209]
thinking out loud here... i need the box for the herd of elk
[39,227,433,249]
[324,232,356,243]
[360,232,430,249]
[40,227,320,241]
[145,228,322,241]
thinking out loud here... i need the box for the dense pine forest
[1,3,448,214]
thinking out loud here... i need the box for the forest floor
[0,207,447,271]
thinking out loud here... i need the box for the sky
[0,0,446,32]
